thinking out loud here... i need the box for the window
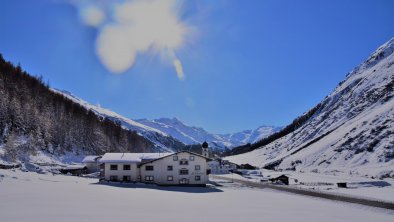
[189,156,195,161]
[173,156,178,161]
[195,176,201,181]
[123,176,131,182]
[167,176,173,181]
[179,168,189,175]
[179,159,188,165]
[145,165,154,171]
[167,165,173,171]
[145,176,154,181]
[109,175,118,181]
[110,165,118,170]
[123,164,131,170]
[195,165,201,170]
[179,178,189,184]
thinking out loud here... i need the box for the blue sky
[1,0,394,134]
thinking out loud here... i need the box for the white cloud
[80,5,105,27]
[73,0,190,79]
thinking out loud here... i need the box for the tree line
[0,54,154,162]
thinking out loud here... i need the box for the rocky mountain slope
[136,118,281,149]
[227,38,394,178]
[0,56,156,165]
[54,91,279,151]
[52,90,185,152]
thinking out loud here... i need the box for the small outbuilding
[337,182,347,188]
[269,174,289,185]
[82,155,102,173]
[238,163,258,170]
[59,165,88,176]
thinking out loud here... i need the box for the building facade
[100,151,210,186]
[82,155,102,173]
[208,159,238,174]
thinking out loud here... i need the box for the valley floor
[224,169,394,203]
[0,170,393,222]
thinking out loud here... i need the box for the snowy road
[210,175,394,210]
[0,170,393,222]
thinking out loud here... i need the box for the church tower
[202,141,209,158]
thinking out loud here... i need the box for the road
[210,175,394,210]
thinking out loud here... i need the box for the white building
[208,159,238,174]
[82,155,102,173]
[99,151,210,186]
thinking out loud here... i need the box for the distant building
[269,175,289,185]
[82,155,102,173]
[208,159,238,174]
[59,165,88,176]
[99,150,210,186]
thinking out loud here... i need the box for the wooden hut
[269,174,290,185]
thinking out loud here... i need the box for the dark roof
[138,151,210,167]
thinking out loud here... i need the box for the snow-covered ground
[0,169,393,222]
[216,169,394,203]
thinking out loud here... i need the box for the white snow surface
[0,169,393,222]
[227,37,394,177]
[100,152,173,163]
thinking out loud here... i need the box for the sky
[1,0,394,134]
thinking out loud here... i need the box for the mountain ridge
[53,90,280,151]
[226,37,394,178]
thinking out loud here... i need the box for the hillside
[0,55,156,164]
[46,89,281,151]
[227,38,394,178]
[52,90,186,152]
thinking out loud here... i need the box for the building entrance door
[179,178,189,184]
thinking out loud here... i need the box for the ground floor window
[145,176,154,182]
[179,178,189,184]
[195,176,201,181]
[123,176,131,182]
[109,175,118,181]
[167,176,173,181]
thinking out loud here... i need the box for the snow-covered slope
[51,89,184,152]
[52,91,279,151]
[221,126,283,146]
[227,38,394,178]
[136,118,280,149]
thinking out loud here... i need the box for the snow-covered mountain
[50,92,280,151]
[221,126,283,146]
[227,38,394,178]
[51,89,185,152]
[136,118,281,149]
